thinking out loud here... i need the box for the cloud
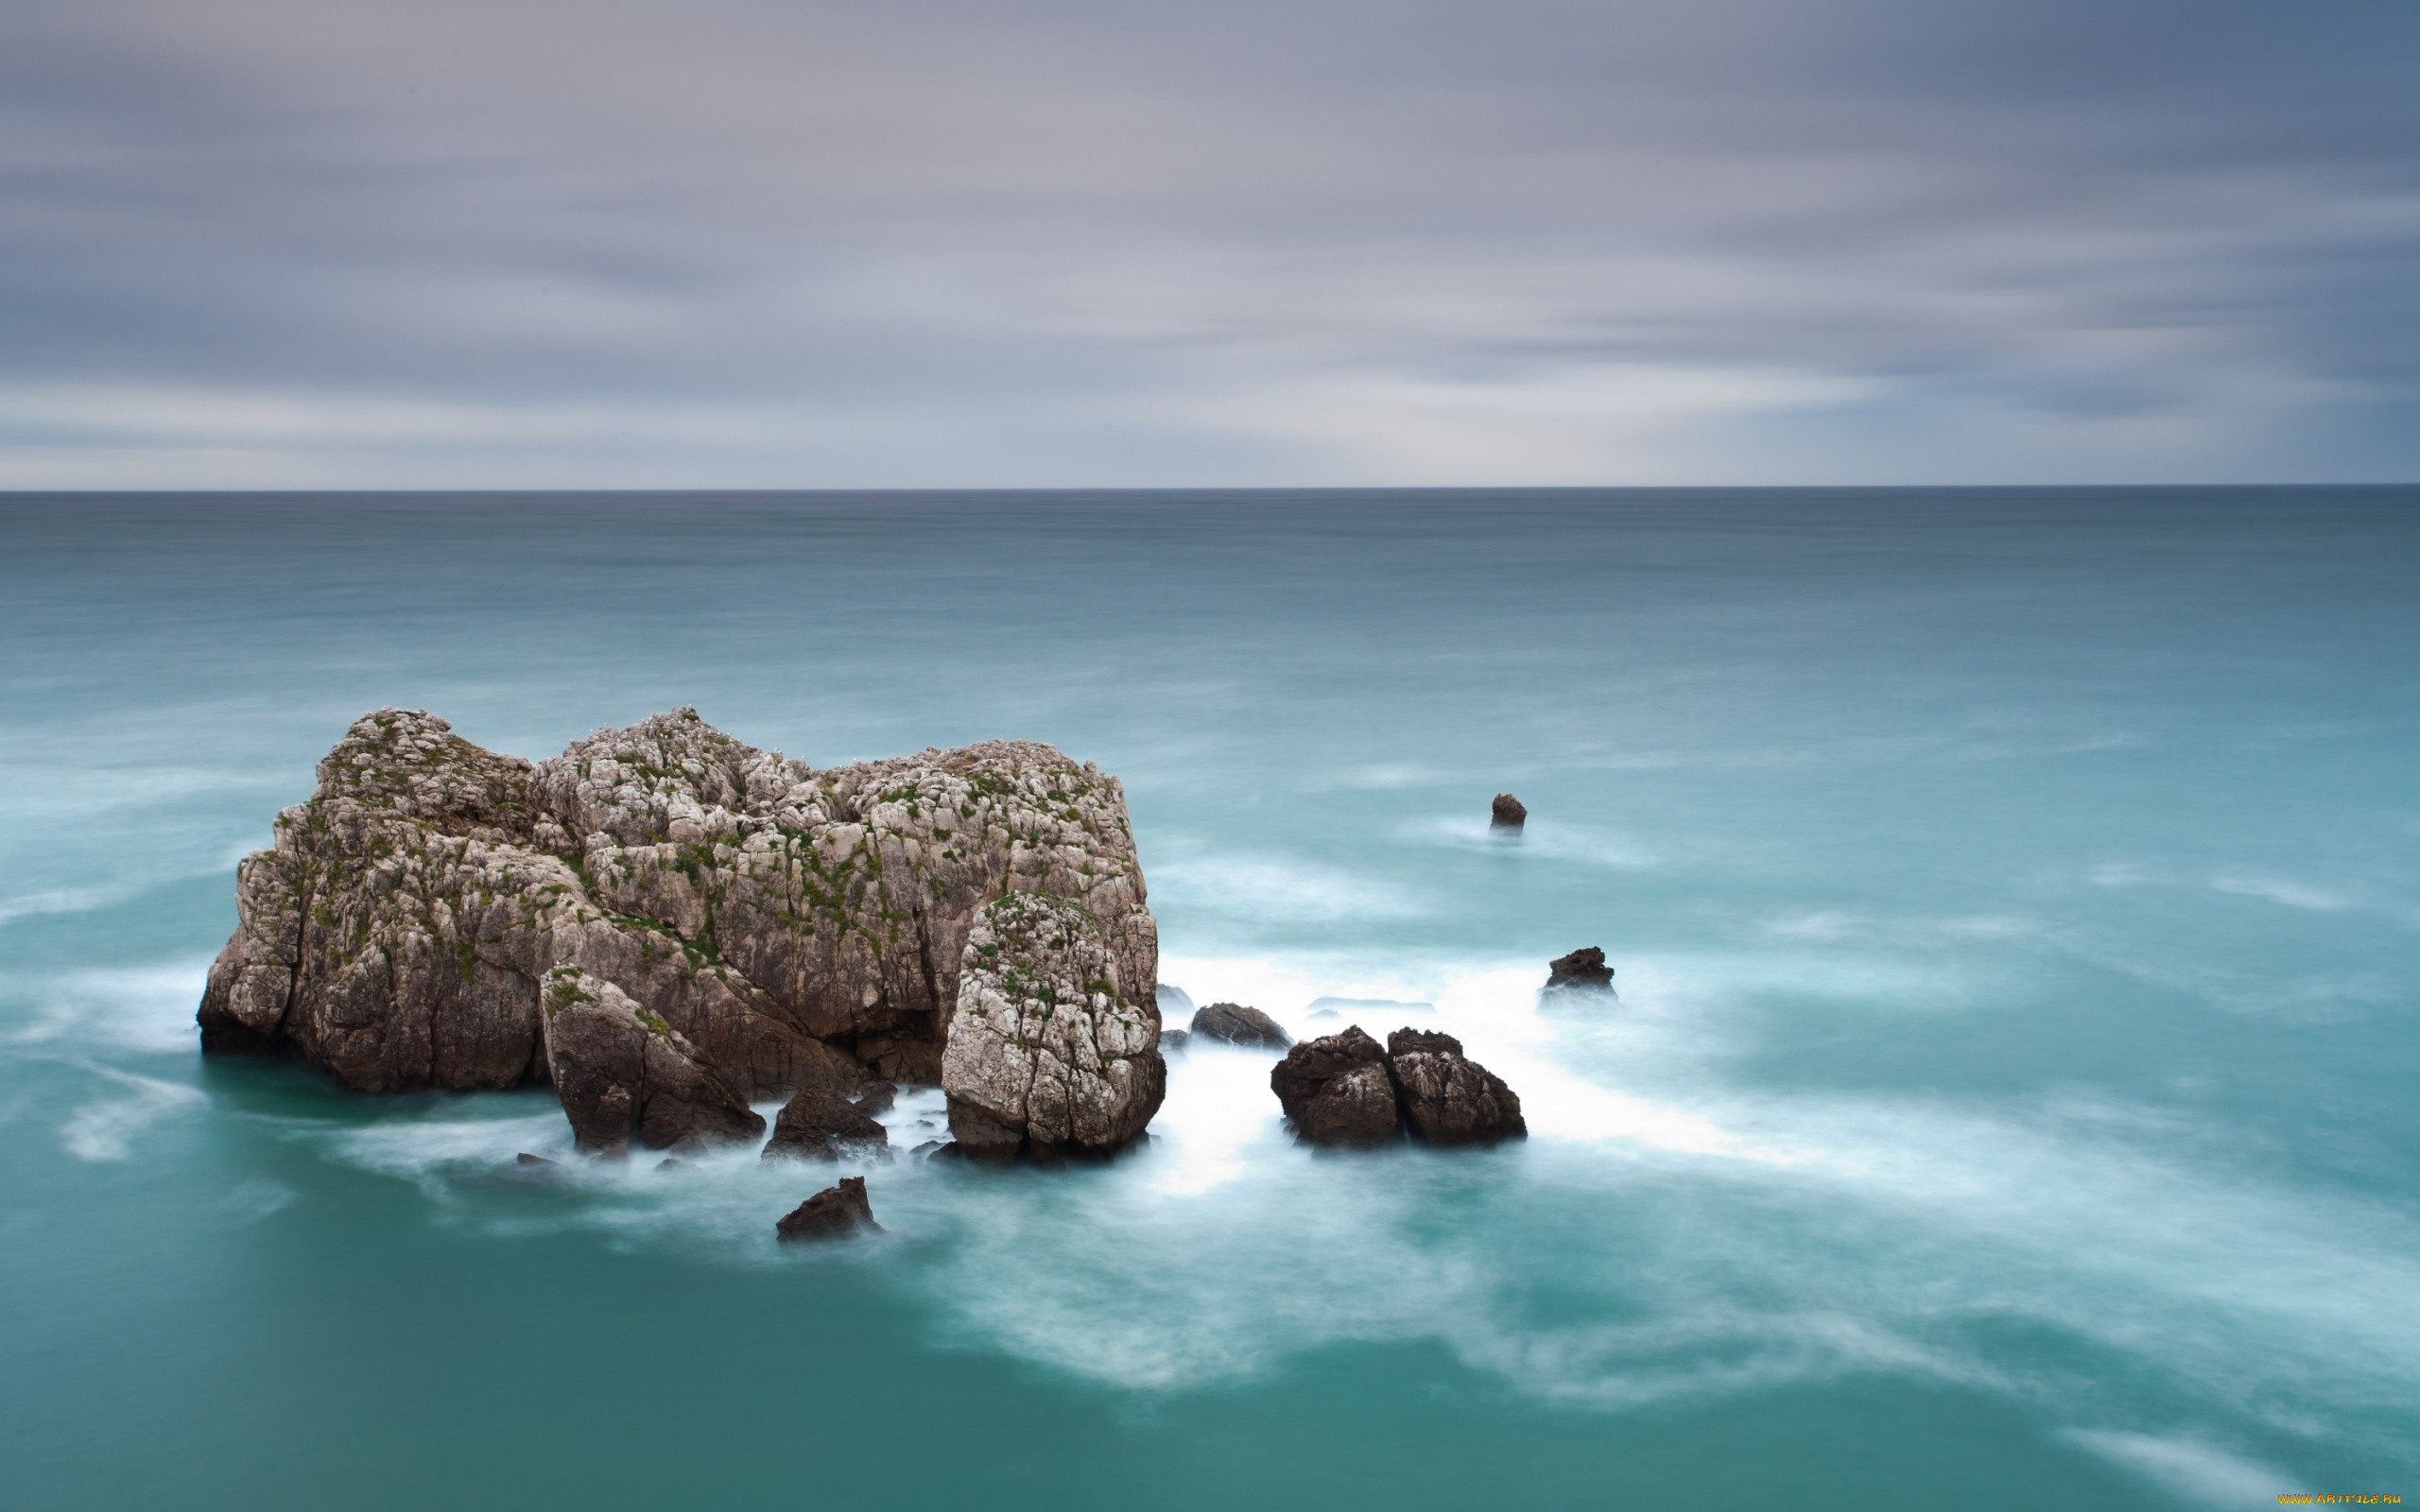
[2,0,2415,484]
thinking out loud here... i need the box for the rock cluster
[1270,1025,1525,1148]
[1544,946,1616,992]
[1189,1002,1293,1049]
[776,1176,881,1241]
[1491,793,1527,829]
[199,707,1163,1156]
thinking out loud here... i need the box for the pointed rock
[776,1176,880,1241]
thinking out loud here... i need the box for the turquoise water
[2,490,2414,1509]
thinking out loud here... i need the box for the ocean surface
[2,489,2414,1510]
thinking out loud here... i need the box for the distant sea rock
[1544,946,1616,993]
[1491,793,1527,829]
[1190,1002,1293,1049]
[1270,1024,1526,1148]
[199,707,1163,1158]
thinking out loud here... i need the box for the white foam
[56,1061,206,1161]
[1150,854,1427,922]
[2066,1430,2287,1509]
[4,958,214,1055]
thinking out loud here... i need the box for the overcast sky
[4,0,2415,487]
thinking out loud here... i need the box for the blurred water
[2,489,2414,1510]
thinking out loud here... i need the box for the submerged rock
[776,1176,880,1241]
[1191,1001,1293,1050]
[941,891,1166,1161]
[515,1152,556,1166]
[763,1085,890,1160]
[1160,1028,1191,1052]
[199,707,1158,1150]
[1491,793,1527,829]
[1544,946,1616,992]
[850,1082,897,1118]
[541,968,765,1153]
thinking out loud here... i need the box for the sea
[1,489,2413,1510]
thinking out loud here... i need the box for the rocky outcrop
[541,969,765,1152]
[763,1085,890,1160]
[1545,946,1616,992]
[1383,1028,1525,1145]
[1491,793,1527,829]
[199,707,1159,1153]
[941,892,1165,1160]
[776,1177,880,1241]
[1190,1002,1292,1050]
[1270,1026,1397,1147]
[1271,1024,1526,1149]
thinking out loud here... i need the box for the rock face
[199,707,1160,1151]
[942,892,1165,1160]
[1384,1028,1525,1145]
[1545,946,1616,992]
[541,969,765,1152]
[763,1085,890,1160]
[1270,1024,1526,1149]
[776,1176,880,1241]
[1190,1002,1293,1050]
[1491,793,1527,829]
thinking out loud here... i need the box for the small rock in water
[515,1152,556,1166]
[850,1082,897,1118]
[1386,1028,1525,1146]
[775,1176,881,1242]
[1160,1028,1191,1052]
[656,1157,690,1171]
[1191,1002,1293,1050]
[1544,946,1616,992]
[1155,982,1196,1018]
[1491,793,1527,829]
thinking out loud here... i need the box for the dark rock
[1545,946,1616,992]
[851,1082,897,1117]
[1388,1043,1526,1146]
[1160,1028,1190,1052]
[515,1152,556,1166]
[764,1084,890,1160]
[1192,1002,1293,1050]
[656,1157,690,1171]
[910,1140,946,1159]
[1386,1027,1462,1058]
[1491,793,1527,829]
[1270,1026,1400,1146]
[1296,1061,1401,1147]
[542,969,766,1153]
[775,1176,880,1241]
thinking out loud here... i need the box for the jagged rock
[1545,946,1616,992]
[1191,1002,1293,1050]
[942,892,1165,1160]
[851,1082,897,1117]
[199,706,1157,1134]
[515,1152,555,1166]
[1385,1028,1525,1145]
[541,968,765,1153]
[1491,793,1527,829]
[1160,1028,1190,1052]
[1386,1027,1462,1058]
[764,1085,890,1160]
[1270,1026,1400,1147]
[776,1176,880,1241]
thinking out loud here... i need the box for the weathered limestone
[941,892,1165,1160]
[1270,1026,1397,1147]
[1383,1028,1526,1146]
[199,707,1161,1157]
[541,969,765,1152]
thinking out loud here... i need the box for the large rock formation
[1190,1001,1292,1050]
[941,892,1165,1160]
[1270,1024,1527,1149]
[199,708,1162,1154]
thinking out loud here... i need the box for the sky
[3,0,2415,488]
